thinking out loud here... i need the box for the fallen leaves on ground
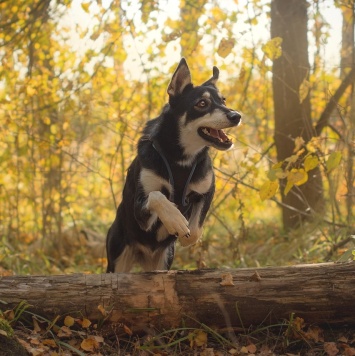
[1,306,355,355]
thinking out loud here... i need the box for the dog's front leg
[135,190,190,238]
[179,191,214,247]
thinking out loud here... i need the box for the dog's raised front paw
[146,191,190,238]
[160,207,190,238]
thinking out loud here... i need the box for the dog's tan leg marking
[146,191,190,238]
[114,246,135,273]
[178,200,204,247]
[156,224,169,242]
[136,243,168,271]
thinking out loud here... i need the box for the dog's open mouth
[198,127,233,149]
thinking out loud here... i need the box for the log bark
[1,262,354,332]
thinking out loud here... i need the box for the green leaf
[326,151,342,173]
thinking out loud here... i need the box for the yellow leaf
[306,139,318,153]
[275,170,288,179]
[326,151,342,173]
[64,315,74,327]
[42,339,57,348]
[82,318,91,328]
[288,169,308,186]
[293,136,305,152]
[240,346,248,354]
[299,78,311,103]
[284,180,294,195]
[81,2,90,13]
[304,155,319,172]
[285,154,299,164]
[262,37,282,60]
[217,38,235,58]
[81,337,98,352]
[97,304,107,316]
[50,124,58,135]
[57,326,72,338]
[42,116,51,125]
[188,329,207,348]
[26,86,37,97]
[259,181,279,201]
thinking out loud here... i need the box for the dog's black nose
[227,111,241,122]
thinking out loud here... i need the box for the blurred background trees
[0,0,354,274]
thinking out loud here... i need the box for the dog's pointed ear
[167,58,192,97]
[202,66,219,87]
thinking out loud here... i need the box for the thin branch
[315,67,355,135]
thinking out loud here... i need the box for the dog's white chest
[186,170,214,195]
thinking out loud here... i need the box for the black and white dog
[106,58,241,273]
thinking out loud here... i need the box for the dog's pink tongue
[210,129,228,142]
[210,129,220,139]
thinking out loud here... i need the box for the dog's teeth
[202,128,210,135]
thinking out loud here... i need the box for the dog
[106,58,241,273]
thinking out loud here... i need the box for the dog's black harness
[151,140,199,210]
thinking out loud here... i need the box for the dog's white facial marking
[188,170,214,195]
[140,168,172,195]
[178,109,234,158]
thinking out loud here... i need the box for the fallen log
[0,262,354,331]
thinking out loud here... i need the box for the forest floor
[1,310,355,356]
[1,223,355,355]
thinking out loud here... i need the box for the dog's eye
[196,99,209,108]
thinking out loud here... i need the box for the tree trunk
[340,3,355,227]
[271,0,324,229]
[1,263,354,332]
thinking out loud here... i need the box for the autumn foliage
[0,0,354,274]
